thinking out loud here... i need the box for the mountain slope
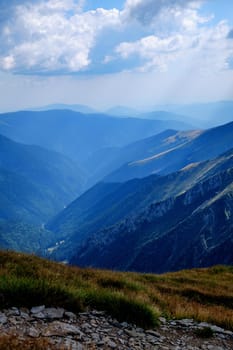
[0,110,192,167]
[105,121,233,182]
[0,134,84,224]
[48,147,233,265]
[85,129,202,185]
[70,164,233,272]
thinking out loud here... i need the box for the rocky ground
[0,306,232,349]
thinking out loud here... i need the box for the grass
[0,335,56,350]
[0,251,232,332]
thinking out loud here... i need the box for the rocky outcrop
[0,306,232,349]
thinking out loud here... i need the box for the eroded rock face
[0,306,232,349]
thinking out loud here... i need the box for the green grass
[0,251,232,330]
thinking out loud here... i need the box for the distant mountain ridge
[0,109,193,190]
[105,121,233,182]
[85,129,202,185]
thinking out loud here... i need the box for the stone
[159,317,167,324]
[0,306,233,349]
[27,327,41,338]
[30,305,45,314]
[146,330,161,337]
[7,307,20,316]
[0,312,7,324]
[64,311,77,320]
[44,307,64,319]
[108,339,117,348]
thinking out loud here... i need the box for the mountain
[0,110,192,168]
[69,149,233,272]
[30,104,97,114]
[48,146,233,266]
[105,121,233,182]
[158,100,233,127]
[0,134,84,224]
[105,106,140,117]
[0,220,55,255]
[85,129,201,185]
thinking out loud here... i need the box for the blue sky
[0,0,233,112]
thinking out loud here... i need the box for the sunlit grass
[0,250,232,331]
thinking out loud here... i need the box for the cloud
[0,0,120,74]
[123,0,203,26]
[0,0,232,76]
[115,21,233,73]
[228,29,233,39]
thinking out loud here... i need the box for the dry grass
[0,335,57,350]
[0,251,232,330]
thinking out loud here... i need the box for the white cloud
[123,0,203,26]
[0,0,120,73]
[115,3,233,74]
[0,0,232,77]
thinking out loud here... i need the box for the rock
[33,312,46,319]
[0,312,7,324]
[146,330,161,337]
[108,339,117,348]
[44,307,64,319]
[7,307,20,316]
[30,305,45,314]
[42,321,83,337]
[27,327,41,338]
[159,317,166,324]
[176,319,195,327]
[64,311,76,320]
[0,307,233,349]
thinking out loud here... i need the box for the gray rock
[64,311,76,320]
[0,312,7,324]
[27,327,41,338]
[7,307,20,316]
[108,340,117,348]
[146,330,160,337]
[44,307,64,319]
[159,317,167,324]
[30,305,45,314]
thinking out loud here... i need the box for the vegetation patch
[0,251,233,330]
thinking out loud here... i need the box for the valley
[0,108,232,273]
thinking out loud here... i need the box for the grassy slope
[0,251,232,331]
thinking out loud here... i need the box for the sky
[0,0,233,112]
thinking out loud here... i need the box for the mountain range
[63,148,233,272]
[105,121,233,183]
[0,107,232,272]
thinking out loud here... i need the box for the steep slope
[85,129,202,185]
[130,182,233,273]
[106,121,233,182]
[0,220,55,255]
[48,148,233,264]
[0,134,84,224]
[71,165,233,272]
[0,110,192,167]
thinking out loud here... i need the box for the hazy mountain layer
[0,134,84,224]
[105,121,233,182]
[0,110,192,166]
